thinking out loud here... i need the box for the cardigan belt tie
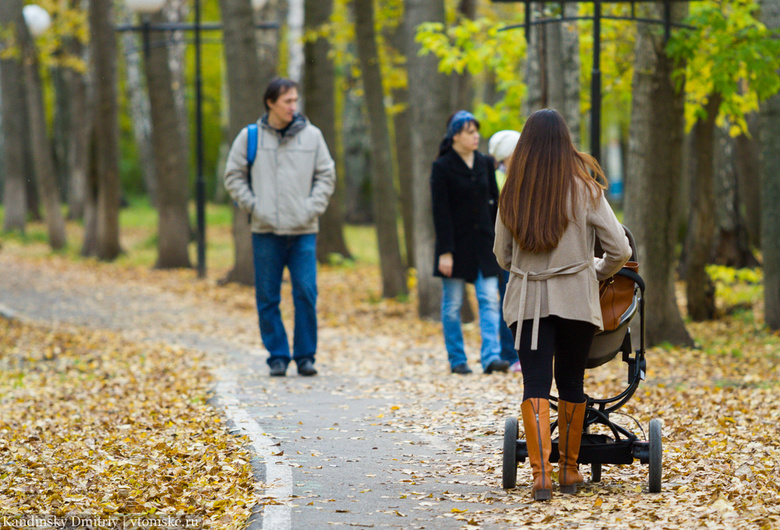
[510,260,590,351]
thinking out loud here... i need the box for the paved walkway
[0,254,521,529]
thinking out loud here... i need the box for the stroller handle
[616,268,645,293]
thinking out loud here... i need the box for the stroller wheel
[502,417,518,489]
[591,462,602,483]
[648,419,663,493]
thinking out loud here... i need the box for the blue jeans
[441,270,502,371]
[499,270,519,364]
[252,233,317,367]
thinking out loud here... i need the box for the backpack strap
[246,124,258,191]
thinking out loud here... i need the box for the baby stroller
[502,226,662,493]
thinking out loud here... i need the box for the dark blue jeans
[252,233,317,367]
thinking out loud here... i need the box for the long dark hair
[437,112,480,158]
[498,109,605,252]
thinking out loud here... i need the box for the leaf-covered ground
[0,320,256,528]
[1,239,779,528]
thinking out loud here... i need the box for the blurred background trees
[1,0,779,341]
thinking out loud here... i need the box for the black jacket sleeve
[431,159,454,257]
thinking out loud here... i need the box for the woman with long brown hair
[494,109,631,500]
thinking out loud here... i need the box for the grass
[0,199,384,272]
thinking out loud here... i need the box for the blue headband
[447,110,476,138]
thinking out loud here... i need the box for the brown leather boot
[558,399,586,494]
[521,398,552,501]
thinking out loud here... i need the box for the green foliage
[579,3,637,143]
[326,0,406,106]
[706,264,763,312]
[667,0,780,135]
[0,22,21,60]
[415,17,527,135]
[28,0,89,73]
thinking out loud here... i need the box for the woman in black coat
[431,111,510,375]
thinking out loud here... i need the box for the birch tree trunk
[759,0,780,329]
[119,4,156,203]
[304,0,351,263]
[354,0,407,297]
[0,0,28,233]
[624,2,692,346]
[405,0,449,318]
[287,0,304,82]
[89,0,122,261]
[20,13,67,250]
[219,0,267,285]
[144,11,192,269]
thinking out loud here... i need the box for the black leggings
[511,316,596,403]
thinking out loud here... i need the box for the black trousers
[511,316,596,403]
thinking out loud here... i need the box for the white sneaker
[509,361,522,373]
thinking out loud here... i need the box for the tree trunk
[119,5,157,203]
[62,33,90,221]
[735,113,761,249]
[522,3,580,145]
[354,0,407,298]
[21,15,68,250]
[405,0,449,318]
[82,126,99,257]
[561,2,581,147]
[387,14,414,268]
[287,0,304,81]
[523,3,544,117]
[304,0,351,263]
[219,0,269,285]
[713,126,758,268]
[144,12,192,269]
[21,100,40,221]
[0,0,27,233]
[164,0,190,167]
[89,0,122,261]
[342,85,373,224]
[759,0,780,329]
[683,94,720,321]
[624,2,692,346]
[51,6,90,223]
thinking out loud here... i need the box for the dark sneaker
[484,359,510,374]
[297,359,318,376]
[451,364,473,375]
[269,360,287,377]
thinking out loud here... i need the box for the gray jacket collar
[260,113,308,141]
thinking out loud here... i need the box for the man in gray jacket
[224,77,336,377]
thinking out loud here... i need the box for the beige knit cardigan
[493,183,632,350]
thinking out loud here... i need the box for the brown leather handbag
[599,261,639,331]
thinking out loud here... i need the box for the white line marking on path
[215,368,293,530]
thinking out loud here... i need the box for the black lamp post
[120,0,278,278]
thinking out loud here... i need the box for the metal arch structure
[491,0,693,165]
